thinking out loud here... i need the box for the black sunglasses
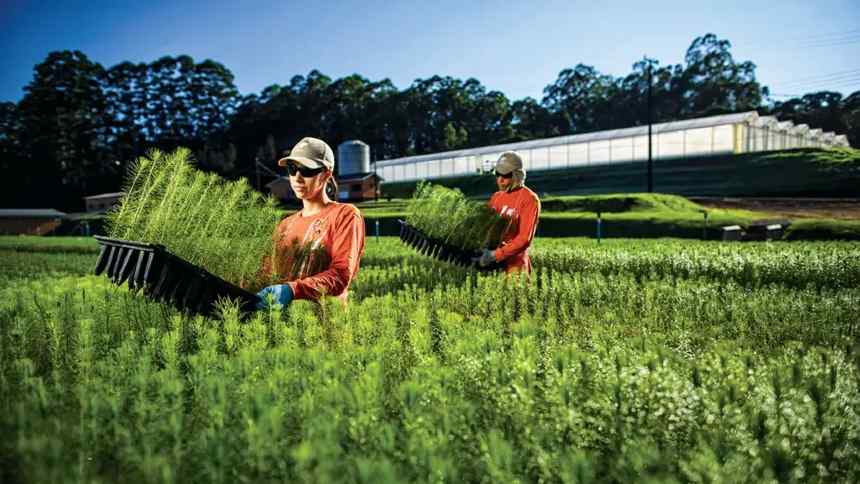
[286,162,326,177]
[494,171,513,179]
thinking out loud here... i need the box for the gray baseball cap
[494,151,523,175]
[277,137,335,170]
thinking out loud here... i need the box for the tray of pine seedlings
[93,235,259,316]
[399,182,507,271]
[98,148,283,315]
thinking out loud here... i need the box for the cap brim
[277,156,325,169]
[494,165,515,175]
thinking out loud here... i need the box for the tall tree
[676,34,766,117]
[541,64,615,134]
[103,61,148,164]
[842,91,860,147]
[15,50,113,208]
[510,97,559,141]
[104,56,239,174]
[0,102,25,206]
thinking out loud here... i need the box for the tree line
[1,33,858,211]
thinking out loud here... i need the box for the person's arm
[288,207,365,300]
[494,194,540,262]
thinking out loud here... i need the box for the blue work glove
[471,249,497,268]
[255,284,294,310]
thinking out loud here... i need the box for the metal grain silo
[338,140,370,176]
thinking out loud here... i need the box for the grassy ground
[357,192,860,239]
[2,236,858,482]
[0,235,100,253]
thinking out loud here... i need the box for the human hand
[473,249,496,268]
[255,284,294,310]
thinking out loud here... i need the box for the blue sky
[2,0,858,103]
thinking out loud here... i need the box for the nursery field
[1,235,859,483]
[358,192,860,241]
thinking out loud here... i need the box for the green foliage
[2,237,859,482]
[541,192,708,214]
[760,146,860,167]
[106,148,282,287]
[405,182,507,251]
[528,238,860,289]
[784,218,860,241]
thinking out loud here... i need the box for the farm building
[336,172,382,201]
[267,139,382,203]
[265,177,297,203]
[84,192,124,212]
[267,172,382,203]
[374,111,851,184]
[0,208,67,235]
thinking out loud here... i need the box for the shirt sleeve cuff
[287,281,300,299]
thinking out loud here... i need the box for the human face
[495,170,514,191]
[285,162,326,178]
[287,162,330,200]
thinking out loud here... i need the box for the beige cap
[277,137,335,170]
[494,151,523,175]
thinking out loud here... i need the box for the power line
[769,93,805,98]
[766,69,860,94]
[772,77,860,92]
[798,37,860,48]
[827,77,860,85]
[786,68,860,80]
[788,28,860,42]
[735,29,860,49]
[799,33,860,44]
[768,81,860,99]
[771,82,860,93]
[774,69,860,87]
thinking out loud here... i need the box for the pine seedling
[107,147,283,287]
[406,183,507,253]
[106,155,154,239]
[139,149,189,243]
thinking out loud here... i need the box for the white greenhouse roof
[377,111,760,167]
[0,209,67,219]
[265,176,289,189]
[753,116,778,128]
[84,192,125,200]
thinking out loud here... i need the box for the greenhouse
[375,111,851,183]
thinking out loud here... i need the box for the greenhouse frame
[375,111,851,184]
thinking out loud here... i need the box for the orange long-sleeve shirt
[262,202,365,303]
[489,186,541,273]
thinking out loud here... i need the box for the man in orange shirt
[476,151,541,273]
[256,137,366,309]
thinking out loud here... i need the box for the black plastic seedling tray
[93,235,260,315]
[397,220,503,271]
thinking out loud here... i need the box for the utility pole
[373,146,378,202]
[646,56,653,193]
[255,154,261,191]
